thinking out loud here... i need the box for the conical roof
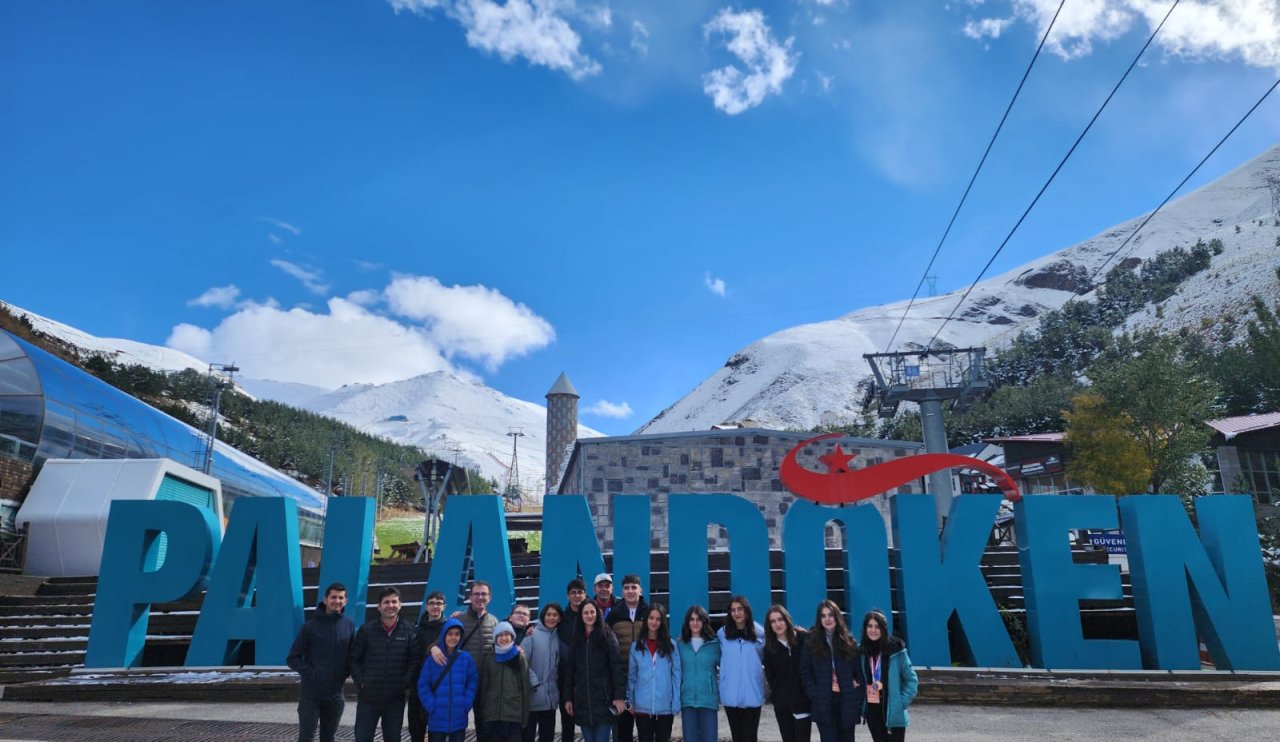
[546,372,579,398]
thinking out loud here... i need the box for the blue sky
[3,0,1279,435]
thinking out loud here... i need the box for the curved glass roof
[0,331,327,520]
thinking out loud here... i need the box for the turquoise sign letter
[318,496,376,624]
[782,500,891,632]
[668,494,770,618]
[425,495,515,617]
[539,495,606,609]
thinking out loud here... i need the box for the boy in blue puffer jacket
[419,618,478,742]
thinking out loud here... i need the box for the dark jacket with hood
[763,626,812,714]
[418,618,478,733]
[605,599,649,666]
[800,630,865,729]
[859,636,918,730]
[287,606,356,699]
[563,623,625,729]
[481,633,532,725]
[350,615,422,704]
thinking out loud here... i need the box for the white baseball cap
[593,572,612,586]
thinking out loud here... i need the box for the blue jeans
[298,694,344,742]
[581,721,614,742]
[681,707,718,742]
[355,697,407,742]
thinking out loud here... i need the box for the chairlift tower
[197,363,239,475]
[504,429,525,510]
[863,347,989,527]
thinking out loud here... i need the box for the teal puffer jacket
[676,638,720,710]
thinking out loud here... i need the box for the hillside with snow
[1,301,601,485]
[639,143,1280,434]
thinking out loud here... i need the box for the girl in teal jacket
[858,610,918,742]
[675,605,720,742]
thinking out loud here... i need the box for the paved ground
[1,701,1278,741]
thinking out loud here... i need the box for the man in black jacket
[408,590,447,742]
[288,583,356,742]
[350,586,421,742]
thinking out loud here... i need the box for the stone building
[544,373,579,495]
[553,427,925,551]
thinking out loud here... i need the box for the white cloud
[167,298,456,389]
[584,399,634,418]
[261,217,302,236]
[631,20,650,56]
[703,8,799,115]
[268,234,283,245]
[704,272,727,297]
[389,0,602,80]
[815,70,833,92]
[187,285,242,310]
[346,289,381,306]
[968,0,1280,67]
[383,275,555,370]
[270,259,331,296]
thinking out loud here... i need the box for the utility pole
[505,429,525,510]
[199,363,239,475]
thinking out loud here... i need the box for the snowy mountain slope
[301,373,603,488]
[639,144,1280,434]
[2,300,601,486]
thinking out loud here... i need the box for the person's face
[567,587,587,609]
[820,607,837,631]
[768,611,788,638]
[595,581,613,601]
[470,584,491,613]
[646,610,663,635]
[379,593,401,623]
[687,613,704,634]
[444,627,462,649]
[510,606,531,626]
[582,603,599,627]
[324,590,347,615]
[622,582,642,605]
[866,619,883,641]
[730,602,747,627]
[425,596,446,621]
[543,608,562,629]
[496,633,515,650]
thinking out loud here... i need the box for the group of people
[286,575,918,742]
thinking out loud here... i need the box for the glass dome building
[0,330,325,545]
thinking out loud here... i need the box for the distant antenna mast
[924,275,939,297]
[505,429,525,509]
[198,363,239,474]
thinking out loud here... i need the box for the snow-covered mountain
[1,301,601,484]
[299,374,602,490]
[639,143,1280,434]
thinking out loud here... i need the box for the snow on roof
[1204,412,1280,440]
[984,433,1065,444]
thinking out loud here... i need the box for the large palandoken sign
[84,446,1280,673]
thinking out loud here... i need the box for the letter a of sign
[86,500,220,668]
[187,498,304,666]
[424,495,515,618]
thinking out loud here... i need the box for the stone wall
[558,429,923,551]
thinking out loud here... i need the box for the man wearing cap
[591,572,616,622]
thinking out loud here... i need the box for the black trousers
[773,707,812,742]
[616,709,635,742]
[724,706,762,742]
[634,714,673,742]
[559,706,578,742]
[408,692,429,742]
[864,703,904,742]
[524,708,558,742]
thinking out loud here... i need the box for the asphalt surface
[1,701,1278,741]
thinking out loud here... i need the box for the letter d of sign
[187,498,304,666]
[85,500,221,668]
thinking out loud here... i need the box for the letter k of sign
[780,434,1021,505]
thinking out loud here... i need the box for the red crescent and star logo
[779,433,1021,505]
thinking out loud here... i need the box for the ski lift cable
[925,0,1182,353]
[884,0,1067,354]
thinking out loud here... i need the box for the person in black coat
[556,578,589,741]
[409,590,448,742]
[763,605,812,742]
[350,587,422,742]
[562,601,625,742]
[288,583,356,742]
[800,600,864,742]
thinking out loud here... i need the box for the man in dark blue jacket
[287,582,356,742]
[351,586,422,742]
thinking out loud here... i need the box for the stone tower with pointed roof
[545,372,580,494]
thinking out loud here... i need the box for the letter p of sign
[85,500,220,668]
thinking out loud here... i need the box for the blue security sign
[1087,529,1128,555]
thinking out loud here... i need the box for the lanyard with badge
[866,654,882,704]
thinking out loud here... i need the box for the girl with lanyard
[799,600,864,742]
[858,610,918,742]
[762,605,811,742]
[626,604,682,742]
[716,595,766,742]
